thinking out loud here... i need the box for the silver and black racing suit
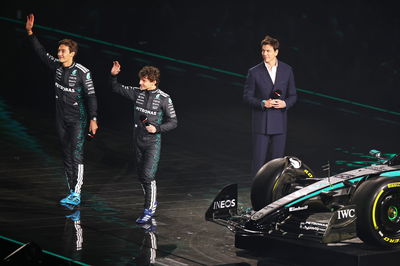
[110,75,177,211]
[28,34,98,194]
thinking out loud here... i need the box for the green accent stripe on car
[286,183,345,207]
[286,176,364,207]
[380,170,400,177]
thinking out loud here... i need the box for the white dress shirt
[265,61,278,84]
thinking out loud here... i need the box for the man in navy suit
[243,35,297,177]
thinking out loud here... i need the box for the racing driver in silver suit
[26,14,98,206]
[110,61,177,223]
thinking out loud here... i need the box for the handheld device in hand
[86,131,95,141]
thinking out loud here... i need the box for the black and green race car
[206,150,400,248]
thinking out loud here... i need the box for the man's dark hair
[58,39,78,57]
[260,35,280,51]
[139,66,160,85]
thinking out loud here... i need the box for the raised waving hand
[26,14,34,35]
[111,61,121,76]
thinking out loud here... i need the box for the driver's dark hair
[260,35,280,51]
[138,66,160,85]
[58,39,78,57]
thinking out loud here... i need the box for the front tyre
[351,177,400,248]
[250,157,314,211]
[251,158,286,211]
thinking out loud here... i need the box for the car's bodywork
[205,151,400,248]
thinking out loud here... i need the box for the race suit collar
[63,62,76,69]
[140,88,158,93]
[144,88,159,94]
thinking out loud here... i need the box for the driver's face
[58,44,75,65]
[139,76,157,90]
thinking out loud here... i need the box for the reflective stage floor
[2,90,400,266]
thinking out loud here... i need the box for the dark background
[1,1,400,172]
[3,2,400,107]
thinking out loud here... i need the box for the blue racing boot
[136,201,157,224]
[60,190,73,204]
[136,208,155,224]
[60,191,81,205]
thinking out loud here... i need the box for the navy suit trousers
[252,133,286,177]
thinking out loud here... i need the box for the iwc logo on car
[337,208,355,219]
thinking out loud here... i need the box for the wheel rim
[379,193,400,236]
[388,206,398,221]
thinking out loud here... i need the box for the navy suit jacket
[243,61,297,135]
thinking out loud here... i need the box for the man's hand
[263,99,273,108]
[26,14,34,35]
[145,125,157,134]
[111,61,121,76]
[271,99,286,109]
[89,120,98,135]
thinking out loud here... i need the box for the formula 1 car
[205,150,400,248]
